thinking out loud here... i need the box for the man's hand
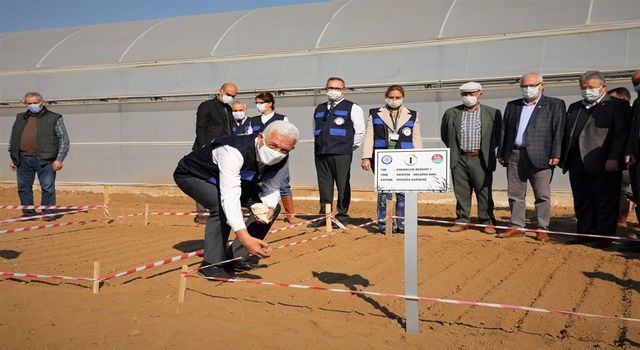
[605,159,619,172]
[548,158,560,166]
[626,155,635,165]
[361,159,371,171]
[237,230,270,258]
[8,161,16,171]
[52,160,63,172]
[255,208,275,224]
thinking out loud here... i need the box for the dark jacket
[193,97,231,150]
[498,95,566,169]
[440,104,502,172]
[9,108,62,166]
[560,95,631,173]
[625,97,640,158]
[249,113,286,133]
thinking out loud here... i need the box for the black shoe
[335,216,349,226]
[199,262,234,280]
[42,214,63,222]
[308,218,327,228]
[193,214,208,225]
[568,237,595,245]
[20,214,37,221]
[593,239,613,249]
[233,259,267,272]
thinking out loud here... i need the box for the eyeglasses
[520,83,541,88]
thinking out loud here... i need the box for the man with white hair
[560,71,631,248]
[174,120,299,278]
[497,73,566,242]
[440,82,502,233]
[229,101,254,135]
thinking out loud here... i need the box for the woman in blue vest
[361,85,423,233]
[249,92,299,223]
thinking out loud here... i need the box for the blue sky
[0,0,329,33]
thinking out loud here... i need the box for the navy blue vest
[249,113,286,133]
[173,134,287,206]
[313,100,355,155]
[231,118,254,135]
[371,108,418,150]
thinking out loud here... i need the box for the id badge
[389,133,399,141]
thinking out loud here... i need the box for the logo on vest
[334,117,345,126]
[402,127,412,136]
[432,154,443,164]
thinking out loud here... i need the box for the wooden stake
[92,261,100,294]
[178,265,188,303]
[103,185,110,220]
[144,203,150,226]
[385,199,393,236]
[325,203,332,233]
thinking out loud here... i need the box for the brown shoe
[448,224,466,232]
[483,225,497,234]
[535,232,550,242]
[496,226,525,238]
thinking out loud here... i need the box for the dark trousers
[17,154,56,216]
[451,155,495,224]
[630,164,640,219]
[314,154,352,218]
[568,157,621,236]
[175,175,280,263]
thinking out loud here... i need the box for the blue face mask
[27,103,42,114]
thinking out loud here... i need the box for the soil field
[1,186,639,349]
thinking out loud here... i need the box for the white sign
[375,148,450,193]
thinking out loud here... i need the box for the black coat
[193,97,231,150]
[560,95,631,173]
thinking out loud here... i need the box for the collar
[522,95,542,106]
[328,98,344,105]
[262,111,275,119]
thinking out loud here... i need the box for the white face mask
[521,86,541,100]
[232,111,246,121]
[326,89,342,102]
[258,139,287,165]
[462,95,478,107]
[581,88,602,102]
[256,103,269,114]
[386,98,403,109]
[221,94,234,105]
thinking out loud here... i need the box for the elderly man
[440,82,502,233]
[192,82,238,224]
[308,77,365,228]
[230,101,254,135]
[560,71,631,248]
[497,73,566,242]
[8,92,70,221]
[174,120,299,278]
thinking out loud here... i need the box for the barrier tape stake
[103,185,110,220]
[92,261,100,294]
[385,199,393,236]
[325,203,331,233]
[144,203,149,226]
[178,265,188,303]
[404,191,419,333]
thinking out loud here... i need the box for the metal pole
[404,191,419,333]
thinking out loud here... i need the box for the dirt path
[1,187,639,349]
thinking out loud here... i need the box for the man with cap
[174,120,299,278]
[441,82,502,233]
[496,73,566,242]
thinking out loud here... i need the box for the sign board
[375,148,450,193]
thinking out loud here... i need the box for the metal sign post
[374,148,450,334]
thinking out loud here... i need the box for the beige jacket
[361,105,423,159]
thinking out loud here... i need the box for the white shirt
[211,139,284,232]
[261,111,288,125]
[515,95,541,146]
[312,98,366,149]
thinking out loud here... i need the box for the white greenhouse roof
[1,0,639,101]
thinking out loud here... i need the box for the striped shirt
[460,107,481,151]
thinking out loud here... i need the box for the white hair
[264,120,299,143]
[580,70,606,84]
[521,72,543,84]
[231,101,246,110]
[23,91,43,103]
